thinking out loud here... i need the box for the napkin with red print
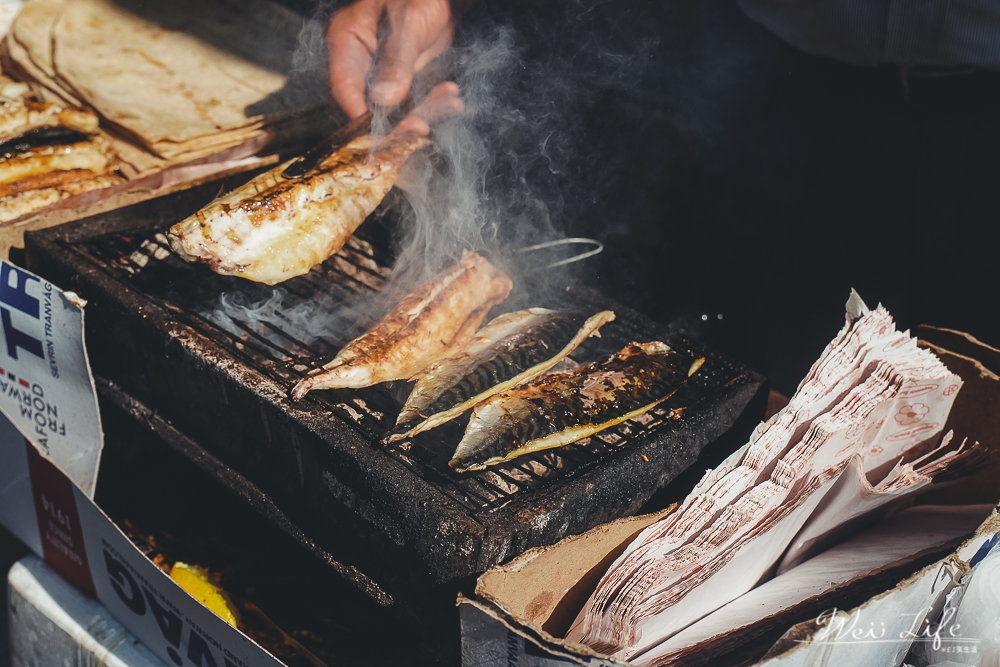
[566,291,983,665]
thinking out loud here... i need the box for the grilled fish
[0,173,124,223]
[450,342,705,472]
[168,132,431,285]
[291,250,512,399]
[386,308,616,443]
[0,87,99,144]
[0,135,113,196]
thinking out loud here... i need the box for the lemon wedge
[169,562,237,627]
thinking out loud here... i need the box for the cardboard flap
[917,340,1000,505]
[477,506,675,638]
[0,261,102,497]
[917,325,1000,376]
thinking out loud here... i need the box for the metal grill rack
[71,225,744,514]
[25,176,765,587]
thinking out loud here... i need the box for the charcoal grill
[24,174,765,600]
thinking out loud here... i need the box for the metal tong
[281,98,417,180]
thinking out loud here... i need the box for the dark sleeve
[738,0,1000,70]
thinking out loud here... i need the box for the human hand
[390,80,464,136]
[327,0,455,119]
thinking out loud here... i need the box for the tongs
[516,238,604,269]
[281,99,416,180]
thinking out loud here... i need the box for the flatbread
[50,0,327,150]
[0,35,80,105]
[11,0,65,78]
[6,0,81,105]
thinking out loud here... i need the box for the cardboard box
[0,260,296,667]
[8,555,169,667]
[460,509,670,667]
[460,330,1000,667]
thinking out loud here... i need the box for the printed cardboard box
[460,329,1000,667]
[0,260,294,667]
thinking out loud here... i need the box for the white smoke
[199,2,657,344]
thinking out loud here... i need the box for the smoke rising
[380,1,659,297]
[200,0,659,348]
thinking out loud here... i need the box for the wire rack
[68,228,743,513]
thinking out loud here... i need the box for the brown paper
[477,508,674,638]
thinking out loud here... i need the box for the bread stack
[1,0,331,178]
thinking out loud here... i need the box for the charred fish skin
[290,250,512,399]
[167,133,431,285]
[386,308,616,443]
[426,311,589,412]
[450,342,705,472]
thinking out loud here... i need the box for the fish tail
[381,424,411,444]
[290,378,313,401]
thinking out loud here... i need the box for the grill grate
[69,227,743,514]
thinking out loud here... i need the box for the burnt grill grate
[67,228,742,513]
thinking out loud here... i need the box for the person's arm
[327,0,456,119]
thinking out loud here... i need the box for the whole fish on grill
[450,342,705,472]
[385,308,616,443]
[291,250,512,399]
[167,132,431,285]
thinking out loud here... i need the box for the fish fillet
[0,173,124,223]
[291,250,512,399]
[167,133,431,285]
[0,135,113,195]
[0,90,99,143]
[385,308,616,443]
[450,342,705,472]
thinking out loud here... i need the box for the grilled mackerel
[385,308,616,443]
[168,133,431,285]
[291,250,512,399]
[450,342,705,472]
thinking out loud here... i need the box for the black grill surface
[24,176,766,593]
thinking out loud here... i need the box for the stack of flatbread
[1,0,331,177]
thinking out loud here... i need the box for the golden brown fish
[0,88,99,143]
[291,250,512,399]
[0,173,124,223]
[168,132,431,285]
[450,342,705,472]
[0,135,113,195]
[385,308,616,443]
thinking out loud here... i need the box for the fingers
[328,0,456,120]
[369,0,453,107]
[391,81,464,136]
[327,5,378,119]
[391,114,431,137]
[415,81,464,123]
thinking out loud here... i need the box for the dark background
[287,0,1000,395]
[472,0,1000,396]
